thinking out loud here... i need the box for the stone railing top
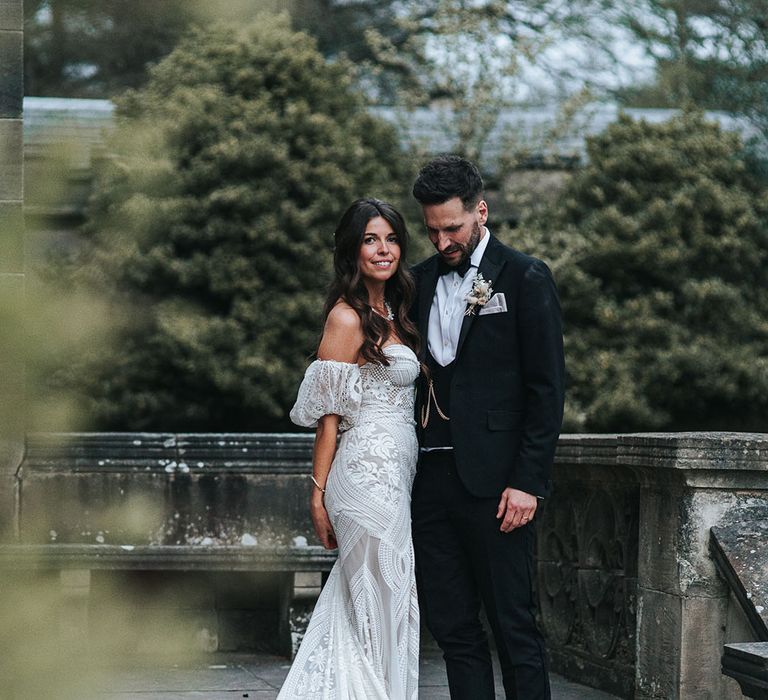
[711,521,768,641]
[619,432,768,471]
[554,432,768,473]
[554,434,618,466]
[21,430,768,477]
[721,642,768,699]
[22,432,315,474]
[724,642,768,662]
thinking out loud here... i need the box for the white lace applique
[368,378,390,402]
[290,360,363,433]
[280,344,420,700]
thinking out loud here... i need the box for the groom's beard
[440,221,482,267]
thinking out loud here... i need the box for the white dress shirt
[427,227,491,366]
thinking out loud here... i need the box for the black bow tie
[438,256,472,278]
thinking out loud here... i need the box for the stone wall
[17,432,319,547]
[0,0,24,541]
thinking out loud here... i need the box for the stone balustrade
[542,432,768,699]
[2,430,767,695]
[16,432,320,547]
[4,432,335,657]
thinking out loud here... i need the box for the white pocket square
[478,292,507,315]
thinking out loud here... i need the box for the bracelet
[310,475,326,494]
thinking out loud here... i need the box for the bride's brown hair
[321,198,420,365]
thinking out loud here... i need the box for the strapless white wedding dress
[278,344,420,700]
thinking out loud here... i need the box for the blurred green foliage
[23,0,405,99]
[58,16,411,431]
[25,0,205,97]
[0,567,209,698]
[514,112,768,432]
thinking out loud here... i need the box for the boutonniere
[464,272,493,316]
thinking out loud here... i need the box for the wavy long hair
[320,198,420,365]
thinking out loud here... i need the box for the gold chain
[420,379,450,428]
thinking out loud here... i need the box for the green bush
[522,112,768,432]
[67,16,409,431]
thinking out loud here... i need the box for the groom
[410,155,564,699]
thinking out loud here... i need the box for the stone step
[89,652,621,699]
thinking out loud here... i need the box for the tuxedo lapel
[455,235,505,359]
[417,257,440,361]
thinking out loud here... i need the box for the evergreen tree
[66,16,409,431]
[543,113,768,431]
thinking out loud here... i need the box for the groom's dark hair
[412,155,484,210]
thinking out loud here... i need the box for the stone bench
[0,542,335,657]
[2,432,336,658]
[0,543,334,572]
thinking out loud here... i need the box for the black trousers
[411,450,550,700]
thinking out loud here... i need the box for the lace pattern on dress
[279,344,420,700]
[289,360,363,433]
[358,346,418,425]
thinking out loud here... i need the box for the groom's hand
[496,488,538,532]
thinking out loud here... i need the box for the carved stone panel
[537,477,639,698]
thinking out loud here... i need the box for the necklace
[373,300,395,321]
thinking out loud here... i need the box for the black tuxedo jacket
[412,234,565,499]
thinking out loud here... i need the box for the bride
[278,198,421,699]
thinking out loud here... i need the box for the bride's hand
[310,494,338,549]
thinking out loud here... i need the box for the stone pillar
[625,433,768,699]
[0,0,25,540]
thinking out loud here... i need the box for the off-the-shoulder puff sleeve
[289,360,363,433]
